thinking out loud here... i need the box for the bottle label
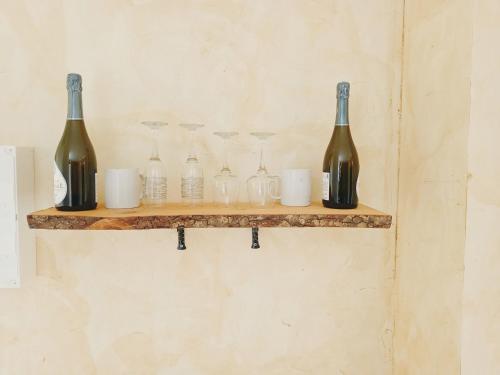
[54,161,67,205]
[322,172,330,200]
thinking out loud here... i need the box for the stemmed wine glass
[141,121,168,206]
[247,132,280,207]
[179,123,204,205]
[213,131,239,206]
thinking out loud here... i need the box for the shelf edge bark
[27,212,392,230]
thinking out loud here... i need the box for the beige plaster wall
[0,1,402,374]
[461,0,500,373]
[393,1,500,374]
[393,0,472,373]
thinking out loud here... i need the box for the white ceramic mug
[280,169,311,207]
[105,168,142,209]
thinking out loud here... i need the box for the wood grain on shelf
[27,202,392,230]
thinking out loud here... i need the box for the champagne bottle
[322,81,359,209]
[54,73,98,211]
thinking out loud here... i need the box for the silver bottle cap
[336,81,350,99]
[67,73,82,92]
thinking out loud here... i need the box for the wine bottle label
[54,161,67,204]
[322,172,330,200]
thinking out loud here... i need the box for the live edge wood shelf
[27,203,391,230]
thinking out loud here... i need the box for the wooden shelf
[27,203,391,230]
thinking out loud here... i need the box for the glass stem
[258,141,266,172]
[188,131,196,159]
[151,133,159,160]
[221,138,230,172]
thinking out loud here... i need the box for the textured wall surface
[461,0,500,373]
[393,0,472,373]
[0,1,402,374]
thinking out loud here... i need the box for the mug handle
[269,176,281,200]
[138,172,144,200]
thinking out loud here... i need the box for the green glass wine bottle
[322,81,359,209]
[54,73,98,211]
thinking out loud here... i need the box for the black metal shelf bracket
[177,226,186,250]
[251,227,260,249]
[176,226,260,250]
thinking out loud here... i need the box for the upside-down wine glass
[247,132,280,207]
[213,131,239,206]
